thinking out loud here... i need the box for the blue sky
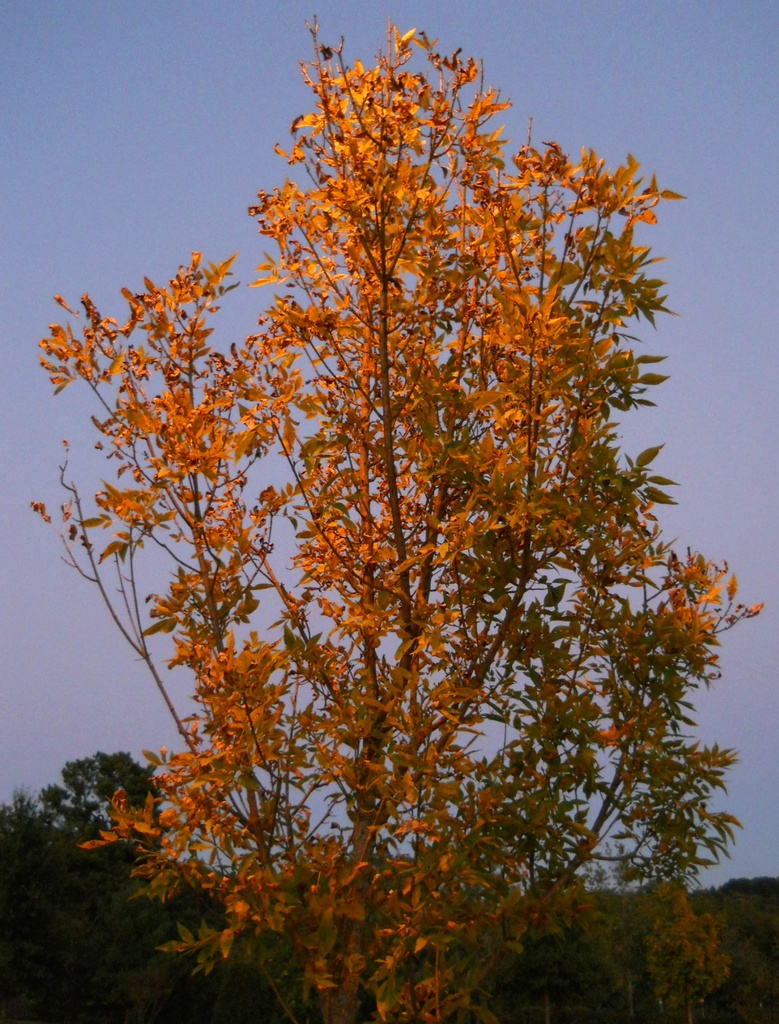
[1,0,777,886]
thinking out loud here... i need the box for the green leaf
[142,617,177,636]
[81,515,111,529]
[643,485,677,505]
[108,352,125,376]
[636,444,664,468]
[99,539,128,562]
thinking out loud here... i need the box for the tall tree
[37,25,760,1024]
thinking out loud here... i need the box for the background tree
[37,25,760,1024]
[488,920,624,1024]
[0,791,63,1020]
[40,750,154,840]
[0,753,220,1024]
[646,886,730,1024]
[592,883,658,1024]
[709,880,779,1024]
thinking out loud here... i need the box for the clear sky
[2,0,777,887]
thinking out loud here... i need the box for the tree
[0,755,209,1024]
[40,749,155,840]
[0,791,63,1020]
[36,25,760,1024]
[37,752,173,1024]
[712,882,779,1024]
[489,920,623,1024]
[646,886,730,1024]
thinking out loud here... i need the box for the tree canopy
[37,25,760,1024]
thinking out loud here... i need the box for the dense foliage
[35,25,759,1024]
[1,758,777,1023]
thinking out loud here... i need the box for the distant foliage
[646,885,730,1024]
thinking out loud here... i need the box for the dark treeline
[0,753,308,1024]
[489,877,779,1024]
[1,753,777,1024]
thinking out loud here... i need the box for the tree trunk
[321,983,361,1024]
